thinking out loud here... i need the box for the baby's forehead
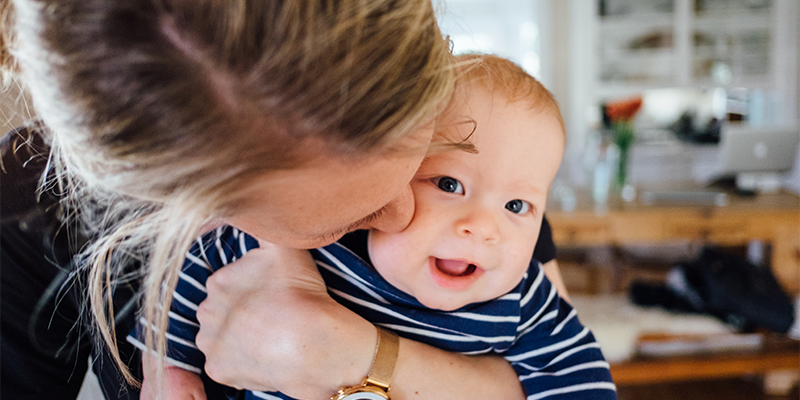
[429,77,565,160]
[455,87,563,134]
[467,80,561,121]
[430,108,563,161]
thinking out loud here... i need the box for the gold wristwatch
[331,326,399,400]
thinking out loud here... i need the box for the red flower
[605,97,643,123]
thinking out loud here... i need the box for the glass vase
[612,122,634,190]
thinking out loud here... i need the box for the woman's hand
[195,242,376,399]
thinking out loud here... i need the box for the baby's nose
[455,209,500,244]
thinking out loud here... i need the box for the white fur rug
[570,294,733,363]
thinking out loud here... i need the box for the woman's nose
[364,184,415,233]
[455,208,500,244]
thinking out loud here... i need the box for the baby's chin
[416,295,481,312]
[421,301,466,312]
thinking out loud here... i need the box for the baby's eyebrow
[424,141,477,158]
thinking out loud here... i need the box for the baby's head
[368,54,565,311]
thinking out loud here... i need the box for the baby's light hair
[456,54,565,135]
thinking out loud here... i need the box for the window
[437,0,542,79]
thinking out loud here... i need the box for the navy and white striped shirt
[130,226,617,400]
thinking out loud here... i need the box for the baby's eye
[434,176,464,194]
[505,199,531,214]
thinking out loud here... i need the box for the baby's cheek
[368,233,394,266]
[505,247,536,282]
[369,232,411,272]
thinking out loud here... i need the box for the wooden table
[547,188,800,295]
[609,334,799,385]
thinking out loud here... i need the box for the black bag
[630,246,795,333]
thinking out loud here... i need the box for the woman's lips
[429,257,484,290]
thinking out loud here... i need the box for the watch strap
[364,326,399,390]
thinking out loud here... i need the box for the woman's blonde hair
[3,0,454,392]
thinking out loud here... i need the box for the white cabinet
[588,0,797,115]
[597,6,677,92]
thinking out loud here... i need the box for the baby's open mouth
[429,257,484,291]
[435,258,478,277]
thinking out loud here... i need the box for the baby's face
[368,85,565,311]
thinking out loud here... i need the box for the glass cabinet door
[595,0,780,91]
[691,0,773,86]
[597,0,675,86]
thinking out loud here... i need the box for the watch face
[332,385,390,400]
[339,393,388,400]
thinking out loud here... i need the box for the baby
[130,54,617,400]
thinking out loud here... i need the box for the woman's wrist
[322,302,525,400]
[331,326,399,400]
[317,299,379,392]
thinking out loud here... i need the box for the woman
[2,1,568,399]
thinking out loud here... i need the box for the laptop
[716,124,799,175]
[714,124,799,192]
[642,125,799,204]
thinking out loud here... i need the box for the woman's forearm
[391,337,525,400]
